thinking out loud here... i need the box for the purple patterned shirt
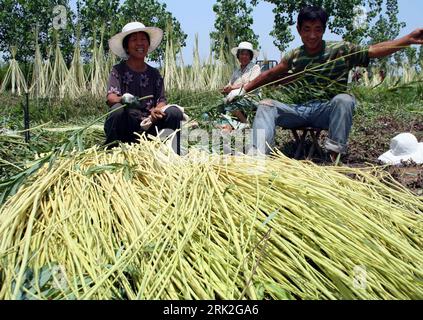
[107,62,167,120]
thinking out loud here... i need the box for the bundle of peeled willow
[0,136,422,300]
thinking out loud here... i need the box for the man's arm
[368,28,423,59]
[244,59,290,93]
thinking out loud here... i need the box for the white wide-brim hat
[109,22,163,59]
[378,133,423,165]
[231,41,259,59]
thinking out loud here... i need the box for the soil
[274,115,423,195]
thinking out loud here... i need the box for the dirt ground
[274,115,423,195]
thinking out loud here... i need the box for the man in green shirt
[227,6,423,160]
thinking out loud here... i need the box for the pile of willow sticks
[0,136,422,300]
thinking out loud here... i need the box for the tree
[119,0,187,63]
[77,0,121,58]
[250,0,404,52]
[367,0,406,70]
[404,47,417,67]
[0,0,75,65]
[210,0,259,59]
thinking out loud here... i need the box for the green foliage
[78,0,187,63]
[0,1,187,65]
[0,1,75,65]
[367,1,404,44]
[0,93,105,124]
[77,0,121,59]
[0,92,107,189]
[251,0,405,53]
[419,46,423,71]
[403,47,418,68]
[167,89,223,120]
[210,0,259,58]
[367,0,406,70]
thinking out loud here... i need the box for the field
[1,77,422,193]
[0,42,422,299]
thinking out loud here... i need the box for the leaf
[264,282,295,300]
[84,163,125,176]
[255,282,265,300]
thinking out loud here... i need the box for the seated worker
[226,6,423,161]
[105,22,184,152]
[221,41,261,125]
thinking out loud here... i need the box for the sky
[70,0,423,64]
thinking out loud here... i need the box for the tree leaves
[252,0,404,53]
[210,0,260,59]
[0,0,187,65]
[0,1,75,65]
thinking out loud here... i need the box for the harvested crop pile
[0,137,422,300]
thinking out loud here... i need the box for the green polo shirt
[282,41,370,103]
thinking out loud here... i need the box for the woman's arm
[106,66,122,106]
[150,72,167,122]
[221,69,239,94]
[107,93,122,107]
[223,64,262,92]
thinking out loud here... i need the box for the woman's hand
[221,85,233,94]
[150,107,166,123]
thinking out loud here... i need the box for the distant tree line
[0,0,420,70]
[0,0,187,64]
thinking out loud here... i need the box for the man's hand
[224,88,246,104]
[407,28,423,45]
[150,107,166,123]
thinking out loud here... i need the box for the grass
[346,82,423,163]
[0,81,422,187]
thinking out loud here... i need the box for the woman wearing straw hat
[105,22,184,151]
[221,41,261,125]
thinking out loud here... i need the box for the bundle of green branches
[0,129,30,180]
[0,136,422,300]
[0,123,104,182]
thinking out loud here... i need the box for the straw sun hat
[378,133,423,165]
[231,41,259,59]
[109,22,163,59]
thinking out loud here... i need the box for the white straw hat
[231,41,259,59]
[109,22,163,59]
[378,133,423,165]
